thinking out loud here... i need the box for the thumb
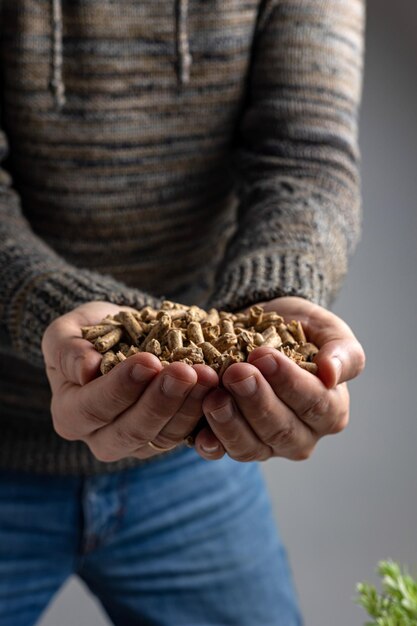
[42,316,102,386]
[314,337,366,389]
[264,299,366,389]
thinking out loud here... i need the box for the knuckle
[174,406,201,421]
[356,345,366,374]
[51,419,78,441]
[328,411,350,435]
[299,394,330,424]
[113,424,146,450]
[79,400,108,430]
[140,395,170,421]
[53,422,78,441]
[249,403,274,424]
[279,374,299,397]
[232,448,261,463]
[104,383,132,408]
[342,384,350,405]
[268,422,297,448]
[290,445,315,462]
[326,387,350,435]
[90,445,122,463]
[50,399,78,441]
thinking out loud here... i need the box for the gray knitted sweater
[0,0,365,475]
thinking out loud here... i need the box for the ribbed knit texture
[0,0,365,475]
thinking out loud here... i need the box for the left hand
[195,296,366,462]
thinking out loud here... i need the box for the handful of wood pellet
[81,300,319,377]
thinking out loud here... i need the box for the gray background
[40,1,417,625]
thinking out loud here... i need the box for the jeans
[0,446,303,626]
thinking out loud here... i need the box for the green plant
[356,560,417,625]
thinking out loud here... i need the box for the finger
[260,298,366,388]
[43,316,102,386]
[151,364,219,449]
[194,426,226,460]
[45,335,102,388]
[247,348,350,436]
[202,387,274,462]
[86,362,198,462]
[53,352,163,439]
[220,361,317,456]
[312,338,366,388]
[42,302,140,386]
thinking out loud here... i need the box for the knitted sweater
[0,0,365,475]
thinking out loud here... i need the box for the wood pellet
[80,301,319,377]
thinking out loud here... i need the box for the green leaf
[356,560,417,626]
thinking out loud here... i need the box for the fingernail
[229,375,257,397]
[251,354,277,376]
[332,357,342,383]
[131,363,158,383]
[210,401,234,422]
[189,382,209,400]
[201,442,220,453]
[162,374,193,398]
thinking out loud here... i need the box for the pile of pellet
[81,301,319,377]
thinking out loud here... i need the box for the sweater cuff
[7,265,165,367]
[205,252,329,313]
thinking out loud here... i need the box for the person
[0,0,366,624]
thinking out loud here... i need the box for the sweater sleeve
[206,0,365,313]
[0,126,165,368]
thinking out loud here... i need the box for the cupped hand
[195,296,366,462]
[42,301,218,462]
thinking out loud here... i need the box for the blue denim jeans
[0,446,303,626]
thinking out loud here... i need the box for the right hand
[41,301,219,462]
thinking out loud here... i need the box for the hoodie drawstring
[176,0,192,85]
[50,0,192,109]
[50,0,66,109]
